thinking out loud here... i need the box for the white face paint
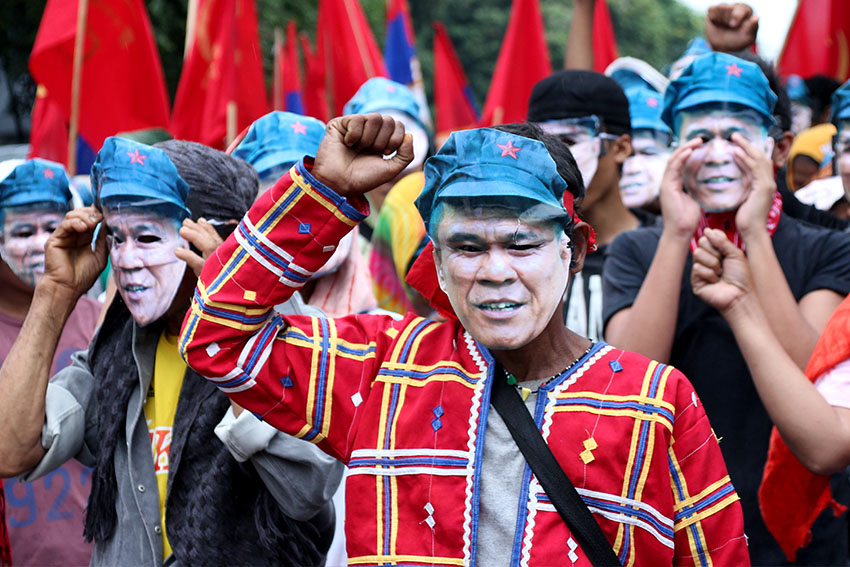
[381,110,429,172]
[105,209,188,326]
[0,208,65,288]
[679,110,771,212]
[620,131,671,208]
[434,207,571,351]
[790,101,813,136]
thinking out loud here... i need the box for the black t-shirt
[563,208,658,341]
[602,215,850,566]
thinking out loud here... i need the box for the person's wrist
[34,278,82,315]
[661,223,695,246]
[720,290,761,326]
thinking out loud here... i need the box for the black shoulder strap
[490,361,622,567]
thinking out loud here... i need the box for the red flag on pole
[592,0,619,73]
[433,22,479,142]
[317,0,388,116]
[300,33,330,122]
[29,0,169,159]
[171,0,268,149]
[778,0,850,81]
[28,85,69,165]
[480,0,552,126]
[274,22,305,113]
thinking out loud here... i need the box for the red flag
[28,85,69,165]
[317,0,388,116]
[778,0,850,81]
[300,33,330,122]
[274,21,305,113]
[593,0,619,73]
[480,0,552,126]
[171,0,268,149]
[29,0,169,157]
[433,22,479,141]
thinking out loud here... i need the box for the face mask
[105,207,188,327]
[538,116,603,187]
[570,138,601,188]
[620,131,672,208]
[0,208,65,288]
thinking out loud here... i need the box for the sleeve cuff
[214,405,280,462]
[296,157,371,220]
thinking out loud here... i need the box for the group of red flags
[26,0,623,174]
[30,0,850,176]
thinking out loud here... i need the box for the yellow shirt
[144,331,186,560]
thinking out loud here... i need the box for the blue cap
[625,87,671,135]
[682,37,712,58]
[232,111,325,180]
[784,74,809,104]
[92,137,191,219]
[344,77,426,132]
[662,52,777,131]
[416,128,569,233]
[0,159,72,210]
[830,79,850,125]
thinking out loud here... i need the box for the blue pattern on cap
[232,111,325,180]
[416,128,568,233]
[0,159,72,210]
[625,87,671,135]
[661,52,777,131]
[784,75,808,104]
[91,137,191,219]
[831,80,850,125]
[344,77,426,132]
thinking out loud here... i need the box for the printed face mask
[620,131,672,208]
[679,110,771,212]
[0,208,65,288]
[105,208,188,326]
[538,116,603,187]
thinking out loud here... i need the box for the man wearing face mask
[0,159,98,566]
[0,138,342,566]
[604,52,850,566]
[527,71,655,342]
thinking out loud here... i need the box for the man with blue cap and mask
[604,52,850,566]
[0,158,99,566]
[0,138,342,566]
[178,112,748,565]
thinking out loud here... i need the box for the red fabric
[274,20,304,113]
[759,295,850,561]
[433,22,479,139]
[778,0,850,82]
[300,33,330,122]
[28,85,68,164]
[28,0,169,156]
[171,0,268,149]
[689,191,783,254]
[592,0,619,73]
[480,0,552,127]
[317,0,388,117]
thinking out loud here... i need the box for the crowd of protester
[3,1,850,566]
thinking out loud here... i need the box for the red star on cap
[726,63,743,77]
[497,140,522,159]
[291,121,307,135]
[386,84,396,93]
[647,97,659,108]
[42,168,55,180]
[127,149,147,165]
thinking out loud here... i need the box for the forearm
[0,284,78,475]
[606,232,689,362]
[565,0,594,70]
[744,230,819,368]
[724,295,850,474]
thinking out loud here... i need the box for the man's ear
[772,131,794,169]
[611,134,633,165]
[568,222,591,274]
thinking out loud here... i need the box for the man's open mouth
[477,301,522,311]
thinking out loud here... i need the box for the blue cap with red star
[91,136,191,220]
[415,128,569,234]
[661,52,777,131]
[625,87,671,135]
[0,158,72,210]
[232,111,325,180]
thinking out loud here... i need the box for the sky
[678,0,798,62]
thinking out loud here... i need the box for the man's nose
[33,229,52,252]
[704,137,733,164]
[113,240,145,269]
[477,248,517,284]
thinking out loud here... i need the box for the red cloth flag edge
[432,22,479,141]
[300,33,330,122]
[592,0,619,73]
[778,0,850,82]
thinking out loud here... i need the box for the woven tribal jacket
[179,161,750,567]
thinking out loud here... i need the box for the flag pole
[226,101,238,146]
[273,27,283,110]
[67,0,90,176]
[185,0,199,57]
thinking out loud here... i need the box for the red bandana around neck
[689,191,783,254]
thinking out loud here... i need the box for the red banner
[778,0,850,81]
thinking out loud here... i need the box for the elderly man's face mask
[678,110,773,212]
[105,205,188,326]
[0,207,65,288]
[620,130,672,208]
[433,203,572,351]
[538,116,616,187]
